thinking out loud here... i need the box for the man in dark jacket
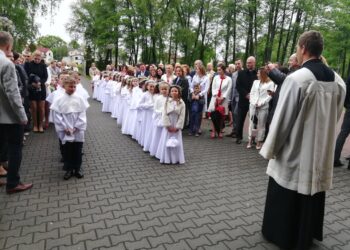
[334,75,350,168]
[13,52,30,133]
[174,66,190,126]
[235,56,257,144]
[136,63,149,77]
[227,59,243,137]
[264,54,300,139]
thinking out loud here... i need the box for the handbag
[166,136,179,148]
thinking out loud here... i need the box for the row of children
[92,73,188,164]
[46,71,90,179]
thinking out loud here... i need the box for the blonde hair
[63,76,76,86]
[197,64,206,76]
[159,82,170,90]
[33,50,42,57]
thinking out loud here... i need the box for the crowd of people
[1,28,350,250]
[88,53,299,150]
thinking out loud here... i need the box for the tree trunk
[174,39,178,63]
[347,56,350,79]
[168,25,173,63]
[232,0,237,60]
[135,35,139,64]
[342,48,347,78]
[264,0,281,62]
[224,1,232,64]
[276,0,288,62]
[264,0,275,62]
[253,0,258,57]
[199,1,210,61]
[192,0,205,61]
[281,3,296,64]
[269,0,281,60]
[245,0,254,60]
[289,7,303,57]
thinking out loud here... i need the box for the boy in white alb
[50,76,89,180]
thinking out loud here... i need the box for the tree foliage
[67,0,350,77]
[0,0,61,51]
[37,35,68,61]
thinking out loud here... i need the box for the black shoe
[64,170,74,180]
[74,169,84,179]
[334,160,344,167]
[236,138,242,144]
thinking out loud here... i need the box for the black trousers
[23,96,32,132]
[63,141,83,171]
[59,139,64,159]
[262,177,325,250]
[236,104,249,140]
[0,124,24,189]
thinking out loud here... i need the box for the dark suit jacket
[345,76,350,109]
[173,77,189,103]
[136,70,150,77]
[236,69,257,107]
[15,64,28,98]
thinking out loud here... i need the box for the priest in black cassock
[260,31,346,249]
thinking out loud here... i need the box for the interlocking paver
[148,233,173,248]
[0,77,350,249]
[5,233,33,248]
[85,236,111,250]
[110,232,135,245]
[18,240,46,250]
[46,235,72,249]
[34,228,59,243]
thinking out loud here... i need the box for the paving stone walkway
[1,78,350,250]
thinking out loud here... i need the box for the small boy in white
[50,76,89,180]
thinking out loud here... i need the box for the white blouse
[249,80,275,108]
[191,74,210,96]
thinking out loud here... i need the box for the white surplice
[50,92,89,144]
[149,95,167,157]
[260,68,346,195]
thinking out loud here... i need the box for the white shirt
[249,80,275,108]
[161,74,175,84]
[50,92,89,144]
[191,74,210,96]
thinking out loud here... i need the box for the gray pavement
[1,78,350,250]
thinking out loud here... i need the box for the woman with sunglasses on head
[24,50,48,133]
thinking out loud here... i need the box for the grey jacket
[230,71,239,102]
[0,50,27,124]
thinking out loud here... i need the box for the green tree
[67,0,350,77]
[0,0,61,51]
[69,40,80,49]
[37,35,68,61]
